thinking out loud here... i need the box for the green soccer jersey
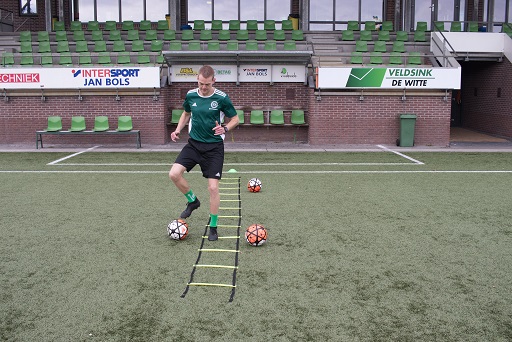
[183,88,237,143]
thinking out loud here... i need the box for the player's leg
[170,145,201,218]
[207,178,220,241]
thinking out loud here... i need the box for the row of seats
[20,40,166,53]
[350,51,423,65]
[342,30,429,42]
[43,115,135,132]
[170,109,306,125]
[352,40,411,53]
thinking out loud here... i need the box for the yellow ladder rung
[220,199,240,202]
[219,187,239,190]
[188,282,236,288]
[219,193,239,196]
[202,235,240,239]
[214,224,241,228]
[219,182,238,185]
[218,215,241,218]
[221,177,239,180]
[199,248,239,253]
[194,264,238,269]
[220,207,241,210]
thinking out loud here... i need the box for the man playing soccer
[169,65,239,241]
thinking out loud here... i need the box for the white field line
[377,145,425,165]
[53,162,416,166]
[1,170,512,174]
[47,146,99,165]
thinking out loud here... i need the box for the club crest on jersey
[209,101,219,110]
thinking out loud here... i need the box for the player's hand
[212,121,225,135]
[171,131,180,142]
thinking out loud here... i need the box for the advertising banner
[169,65,238,82]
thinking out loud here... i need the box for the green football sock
[209,214,218,228]
[184,190,196,203]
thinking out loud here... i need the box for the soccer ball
[245,224,267,247]
[247,178,262,192]
[167,219,189,240]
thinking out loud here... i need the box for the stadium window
[188,0,213,24]
[123,0,144,22]
[266,0,289,20]
[361,0,383,21]
[97,1,120,22]
[240,0,264,21]
[78,0,95,22]
[145,1,169,21]
[214,0,238,21]
[335,0,358,30]
[20,0,37,16]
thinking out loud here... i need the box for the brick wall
[3,0,48,32]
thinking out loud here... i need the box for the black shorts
[175,138,225,179]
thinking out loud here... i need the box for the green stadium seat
[347,21,359,31]
[116,52,131,65]
[291,110,305,125]
[264,20,276,31]
[199,29,213,40]
[369,51,383,64]
[188,40,201,51]
[395,31,408,41]
[250,110,265,124]
[194,20,205,30]
[229,20,241,31]
[126,30,140,41]
[169,41,182,51]
[226,40,239,50]
[109,30,122,41]
[98,52,112,65]
[104,21,117,31]
[163,30,176,40]
[70,21,83,31]
[355,40,368,52]
[388,52,404,65]
[414,30,427,42]
[273,29,286,41]
[75,40,89,53]
[264,40,277,50]
[38,31,49,42]
[181,29,194,40]
[57,41,70,53]
[373,40,387,52]
[136,51,151,64]
[131,40,145,52]
[291,30,304,40]
[59,52,73,66]
[254,30,267,41]
[208,40,220,50]
[281,19,293,30]
[40,53,53,67]
[45,116,63,131]
[156,53,165,64]
[38,41,51,53]
[341,30,355,41]
[91,30,104,41]
[246,20,258,31]
[468,21,479,32]
[70,116,86,132]
[359,30,372,41]
[284,40,296,50]
[434,21,446,32]
[73,30,86,41]
[381,21,393,31]
[122,20,134,31]
[139,20,152,31]
[53,21,65,31]
[392,40,406,53]
[93,116,109,132]
[245,40,258,50]
[416,21,428,31]
[217,29,231,40]
[93,41,107,52]
[407,52,422,65]
[270,110,284,124]
[112,41,126,52]
[144,29,158,41]
[236,110,245,124]
[364,21,376,31]
[2,52,15,66]
[171,109,183,123]
[118,116,134,131]
[19,31,32,42]
[378,30,390,41]
[87,21,100,31]
[157,19,169,30]
[350,51,363,64]
[20,53,34,66]
[450,21,462,32]
[20,41,32,53]
[55,31,68,41]
[79,52,92,66]
[150,40,163,52]
[211,20,223,30]
[236,29,249,40]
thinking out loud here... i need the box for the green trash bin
[397,114,416,147]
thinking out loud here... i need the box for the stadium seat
[261,20,275,31]
[70,21,83,31]
[171,109,183,123]
[169,41,182,51]
[250,110,265,124]
[156,53,165,64]
[104,21,117,31]
[122,20,134,31]
[53,21,65,31]
[291,30,304,40]
[341,30,355,41]
[70,116,86,131]
[211,20,223,30]
[208,40,220,50]
[226,40,239,50]
[38,41,51,53]
[93,41,107,52]
[236,29,249,40]
[188,40,201,51]
[75,40,89,53]
[246,20,258,31]
[73,30,86,41]
[236,110,245,124]
[97,52,112,64]
[245,40,258,50]
[19,31,32,42]
[359,30,372,41]
[2,52,15,66]
[378,30,390,41]
[163,30,176,40]
[355,40,368,52]
[181,29,194,40]
[350,51,363,64]
[20,41,33,53]
[468,21,479,32]
[93,116,109,131]
[273,29,286,41]
[413,30,427,42]
[20,53,34,66]
[55,31,68,41]
[281,19,293,30]
[87,21,100,31]
[112,41,126,52]
[381,21,393,31]
[392,41,406,53]
[79,52,93,66]
[91,30,104,41]
[144,29,158,41]
[291,110,305,125]
[229,20,241,31]
[199,30,213,40]
[364,21,376,31]
[40,53,53,67]
[255,30,267,41]
[284,40,296,50]
[450,21,462,32]
[434,21,446,32]
[37,31,49,42]
[117,116,133,131]
[217,29,231,40]
[109,30,122,41]
[416,21,428,31]
[45,116,63,131]
[373,40,387,52]
[116,52,132,65]
[59,52,73,66]
[139,20,152,31]
[157,19,169,30]
[407,52,422,65]
[270,110,284,124]
[194,20,205,30]
[136,51,151,64]
[150,40,163,52]
[395,31,408,41]
[126,30,140,41]
[264,40,277,50]
[388,52,404,65]
[131,40,145,52]
[347,21,359,31]
[57,41,70,53]
[369,52,383,64]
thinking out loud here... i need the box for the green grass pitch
[1,150,512,341]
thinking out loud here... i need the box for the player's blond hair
[198,65,215,79]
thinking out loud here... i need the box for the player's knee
[169,169,181,182]
[208,182,219,195]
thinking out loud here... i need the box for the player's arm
[171,111,191,142]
